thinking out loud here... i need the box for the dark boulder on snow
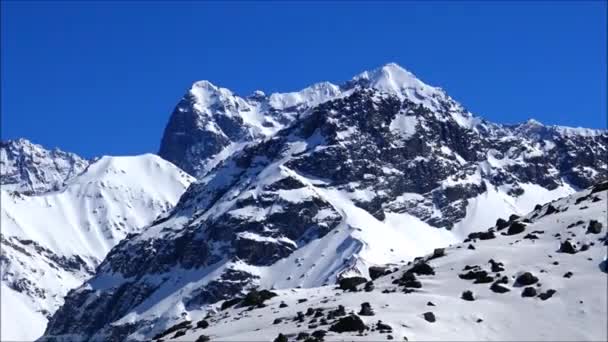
[196,319,209,329]
[538,289,557,300]
[507,222,526,235]
[558,240,578,254]
[459,269,493,283]
[358,302,375,316]
[327,305,346,319]
[521,287,537,297]
[422,311,436,322]
[195,335,210,342]
[376,320,393,332]
[364,281,375,292]
[429,248,446,259]
[490,281,510,293]
[587,220,603,234]
[329,314,367,333]
[461,290,475,301]
[338,276,367,291]
[242,289,277,307]
[274,333,288,342]
[515,272,539,286]
[495,218,509,230]
[488,259,505,272]
[409,261,435,275]
[369,266,391,280]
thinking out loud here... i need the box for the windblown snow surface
[1,154,194,341]
[155,183,608,342]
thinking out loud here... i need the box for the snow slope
[1,153,194,341]
[162,182,608,341]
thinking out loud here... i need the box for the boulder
[558,240,578,254]
[358,302,375,316]
[461,290,475,301]
[515,272,539,286]
[587,220,603,234]
[507,222,526,235]
[329,314,367,333]
[521,287,537,297]
[423,312,436,323]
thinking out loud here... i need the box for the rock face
[1,139,89,194]
[42,63,608,341]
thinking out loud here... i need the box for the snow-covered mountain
[1,139,89,194]
[0,140,195,341]
[153,181,608,342]
[41,63,607,341]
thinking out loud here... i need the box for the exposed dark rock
[427,301,435,306]
[587,220,603,234]
[195,335,211,342]
[488,259,505,272]
[377,319,391,332]
[364,281,375,292]
[423,312,436,323]
[461,290,475,301]
[521,287,537,297]
[273,318,283,325]
[196,320,209,329]
[495,218,509,230]
[279,302,288,308]
[467,231,496,241]
[563,271,573,278]
[359,302,375,316]
[153,321,192,340]
[538,289,557,300]
[274,333,288,342]
[558,240,578,254]
[523,233,539,240]
[327,305,346,320]
[329,314,367,333]
[490,281,510,293]
[312,329,327,340]
[515,272,539,286]
[242,289,277,307]
[338,276,368,291]
[459,269,493,283]
[507,222,526,235]
[369,266,391,280]
[296,332,310,340]
[409,261,435,276]
[430,248,446,259]
[467,244,476,250]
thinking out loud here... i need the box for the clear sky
[1,1,606,159]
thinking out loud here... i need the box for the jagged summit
[0,138,89,194]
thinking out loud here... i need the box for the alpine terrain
[0,139,195,340]
[2,63,605,341]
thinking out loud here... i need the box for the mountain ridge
[41,64,607,341]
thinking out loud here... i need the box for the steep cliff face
[43,63,607,341]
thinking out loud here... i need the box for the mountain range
[1,63,606,341]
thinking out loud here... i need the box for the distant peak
[524,118,543,126]
[191,80,220,90]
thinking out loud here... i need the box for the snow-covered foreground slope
[1,153,194,341]
[158,182,608,342]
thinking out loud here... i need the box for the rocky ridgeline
[41,64,608,341]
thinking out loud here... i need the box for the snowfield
[1,153,194,341]
[158,183,608,342]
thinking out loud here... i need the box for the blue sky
[1,1,606,158]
